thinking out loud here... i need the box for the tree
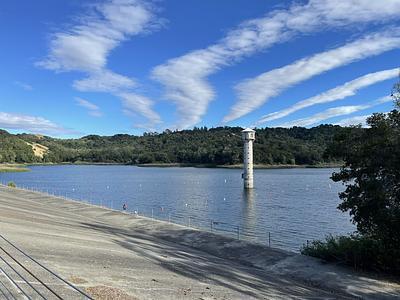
[330,110,400,248]
[301,82,400,274]
[392,73,400,108]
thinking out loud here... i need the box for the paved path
[0,185,399,299]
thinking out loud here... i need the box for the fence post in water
[268,232,271,247]
[210,220,213,232]
[237,226,240,239]
[151,208,154,220]
[188,216,191,228]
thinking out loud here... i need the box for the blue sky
[0,0,399,137]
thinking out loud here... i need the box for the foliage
[301,235,400,274]
[7,181,16,188]
[304,101,400,274]
[392,74,400,108]
[0,125,347,166]
[0,130,38,163]
[329,110,400,245]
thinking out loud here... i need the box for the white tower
[242,128,255,189]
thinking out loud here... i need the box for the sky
[0,0,399,138]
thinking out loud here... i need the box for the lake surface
[0,165,355,252]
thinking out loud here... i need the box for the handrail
[0,234,93,300]
[0,266,31,300]
[0,252,46,299]
[0,246,62,299]
[0,274,18,300]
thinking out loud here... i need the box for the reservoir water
[0,165,355,252]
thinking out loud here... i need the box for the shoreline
[0,163,30,173]
[0,185,398,299]
[1,161,342,172]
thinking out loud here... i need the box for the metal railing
[127,204,273,247]
[0,183,276,248]
[0,234,93,299]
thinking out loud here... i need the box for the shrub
[301,235,400,275]
[7,181,16,188]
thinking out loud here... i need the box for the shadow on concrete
[78,221,356,299]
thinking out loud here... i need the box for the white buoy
[242,128,256,189]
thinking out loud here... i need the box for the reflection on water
[0,165,355,252]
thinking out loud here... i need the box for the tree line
[0,125,348,165]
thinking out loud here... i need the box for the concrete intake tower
[242,128,255,189]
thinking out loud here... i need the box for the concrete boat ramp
[0,185,399,299]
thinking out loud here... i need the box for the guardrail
[0,234,93,299]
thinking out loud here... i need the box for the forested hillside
[0,125,354,165]
[0,130,38,163]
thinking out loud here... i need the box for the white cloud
[14,81,33,91]
[73,70,136,93]
[256,68,399,125]
[37,0,161,126]
[277,96,392,127]
[334,115,370,127]
[0,112,75,135]
[118,92,161,126]
[153,0,400,128]
[37,0,155,72]
[226,30,400,122]
[75,97,103,117]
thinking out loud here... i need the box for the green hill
[0,125,355,166]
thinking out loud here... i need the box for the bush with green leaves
[303,85,400,275]
[301,235,400,274]
[7,181,16,188]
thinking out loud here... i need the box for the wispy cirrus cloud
[73,70,137,93]
[277,96,392,128]
[153,0,400,128]
[255,68,399,125]
[14,81,33,91]
[37,0,157,72]
[0,112,76,135]
[225,30,400,122]
[75,97,103,117]
[334,115,371,127]
[118,92,161,127]
[37,0,161,127]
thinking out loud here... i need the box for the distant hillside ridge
[0,125,358,166]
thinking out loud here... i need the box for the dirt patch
[86,286,138,300]
[26,142,48,158]
[69,275,88,284]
